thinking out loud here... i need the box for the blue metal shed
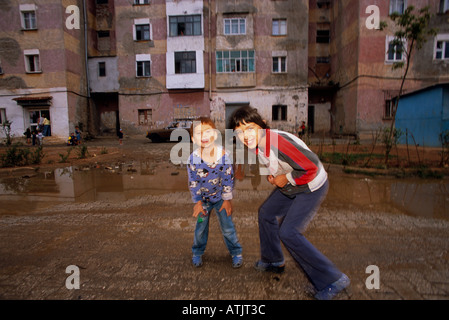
[395,83,449,147]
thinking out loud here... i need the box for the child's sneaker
[314,273,350,300]
[253,260,285,274]
[192,255,203,268]
[232,255,243,268]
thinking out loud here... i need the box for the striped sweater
[257,129,327,194]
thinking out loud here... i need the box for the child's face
[192,124,217,148]
[234,121,264,149]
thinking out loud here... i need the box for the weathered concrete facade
[318,0,449,138]
[308,0,334,135]
[89,0,309,136]
[0,0,89,139]
[2,1,448,140]
[1,0,308,138]
[210,0,309,132]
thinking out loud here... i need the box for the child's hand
[193,201,205,218]
[220,200,233,216]
[268,175,288,188]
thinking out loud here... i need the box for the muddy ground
[0,135,448,303]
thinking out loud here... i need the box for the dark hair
[229,106,269,130]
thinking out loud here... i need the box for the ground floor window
[0,108,6,124]
[138,109,152,125]
[272,105,287,121]
[384,99,396,119]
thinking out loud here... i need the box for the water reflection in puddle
[0,162,448,221]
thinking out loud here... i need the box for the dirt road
[0,135,448,302]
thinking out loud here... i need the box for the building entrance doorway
[27,109,50,136]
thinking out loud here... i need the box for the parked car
[146,120,193,143]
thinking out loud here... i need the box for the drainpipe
[208,0,212,101]
[82,0,92,135]
[83,0,90,98]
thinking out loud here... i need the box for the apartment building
[308,0,449,138]
[0,0,309,139]
[89,0,309,135]
[210,0,309,132]
[0,0,89,139]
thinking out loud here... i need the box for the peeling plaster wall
[210,88,308,133]
[0,0,87,139]
[0,88,70,139]
[211,0,309,134]
[118,91,210,134]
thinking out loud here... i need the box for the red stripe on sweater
[268,130,318,185]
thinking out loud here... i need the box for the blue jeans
[192,199,242,257]
[258,180,342,291]
[43,125,50,136]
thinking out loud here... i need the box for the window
[0,60,3,74]
[272,105,287,121]
[316,56,330,64]
[134,0,150,4]
[136,61,151,77]
[28,109,49,132]
[440,0,449,13]
[175,52,196,74]
[216,50,255,73]
[317,1,331,9]
[272,19,287,36]
[0,109,6,124]
[97,30,110,38]
[169,15,201,37]
[20,4,37,30]
[21,11,36,29]
[386,36,406,62]
[316,30,330,43]
[224,18,246,35]
[135,24,150,41]
[138,109,152,125]
[435,35,449,60]
[98,62,106,77]
[385,99,396,119]
[136,54,151,77]
[24,50,41,73]
[272,56,286,73]
[389,0,407,15]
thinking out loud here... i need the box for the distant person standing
[31,129,37,146]
[24,128,31,145]
[118,128,123,145]
[37,129,44,146]
[75,126,82,145]
[43,116,51,136]
[298,121,306,138]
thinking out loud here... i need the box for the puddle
[0,161,448,221]
[326,173,449,221]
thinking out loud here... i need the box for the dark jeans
[258,180,342,291]
[43,125,50,136]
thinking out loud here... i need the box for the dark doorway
[308,105,315,134]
